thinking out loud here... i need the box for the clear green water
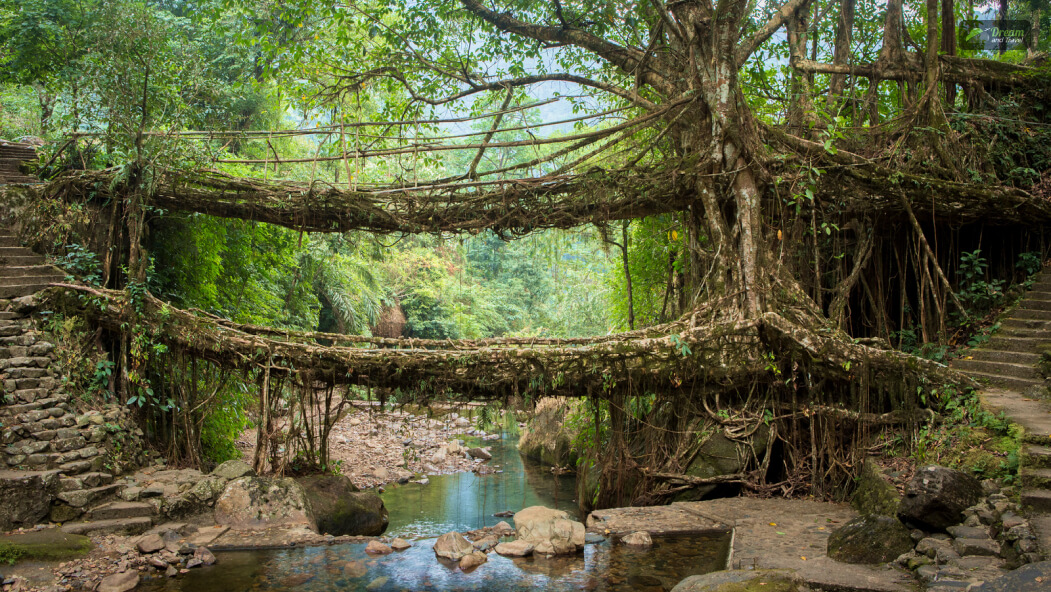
[138,433,731,592]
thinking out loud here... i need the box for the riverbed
[139,432,731,592]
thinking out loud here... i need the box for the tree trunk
[828,0,856,107]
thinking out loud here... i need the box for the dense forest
[1,0,1049,507]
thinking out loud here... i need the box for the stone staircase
[952,271,1051,560]
[0,142,40,185]
[0,227,159,535]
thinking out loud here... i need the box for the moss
[0,530,92,564]
[851,459,901,516]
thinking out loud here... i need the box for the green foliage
[43,313,113,406]
[957,249,1005,317]
[0,542,27,565]
[200,383,253,465]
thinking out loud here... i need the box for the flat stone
[60,516,153,536]
[365,540,392,555]
[948,525,989,539]
[136,533,165,553]
[97,571,139,592]
[390,538,411,550]
[971,561,1051,591]
[622,531,653,546]
[671,569,806,592]
[494,540,534,557]
[953,537,1000,557]
[0,529,92,561]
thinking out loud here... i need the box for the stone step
[1021,299,1051,312]
[986,336,1051,353]
[951,359,1042,381]
[60,516,153,536]
[0,311,22,320]
[56,484,121,509]
[1022,468,1051,489]
[981,388,1051,444]
[86,501,157,521]
[1020,489,1051,513]
[1024,445,1051,469]
[999,317,1051,334]
[0,274,64,287]
[0,235,20,247]
[1012,308,1051,322]
[0,255,46,266]
[0,284,52,299]
[966,350,1042,365]
[0,265,63,278]
[959,369,1044,392]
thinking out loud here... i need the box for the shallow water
[139,432,731,592]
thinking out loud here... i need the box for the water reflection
[139,533,730,592]
[138,433,731,591]
[380,433,578,538]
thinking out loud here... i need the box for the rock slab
[297,474,388,536]
[827,515,914,564]
[671,569,806,592]
[214,476,316,531]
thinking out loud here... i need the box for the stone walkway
[953,271,1051,559]
[588,497,915,592]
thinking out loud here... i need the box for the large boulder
[513,505,585,555]
[214,475,315,530]
[898,465,982,531]
[826,515,914,564]
[433,531,475,561]
[297,474,387,536]
[851,459,901,517]
[0,470,60,530]
[671,569,806,592]
[517,398,580,467]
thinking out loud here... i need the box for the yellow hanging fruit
[777,229,783,241]
[670,230,678,241]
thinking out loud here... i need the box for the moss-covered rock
[850,459,901,517]
[0,529,92,564]
[827,515,913,564]
[298,474,388,536]
[676,426,769,500]
[517,397,580,467]
[671,569,806,592]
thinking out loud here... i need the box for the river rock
[671,569,806,592]
[493,520,514,535]
[365,540,392,555]
[851,459,901,516]
[297,474,388,536]
[898,465,982,530]
[98,571,139,592]
[453,417,471,428]
[622,531,653,546]
[468,447,492,460]
[826,515,913,564]
[194,546,216,566]
[494,540,534,556]
[459,550,487,570]
[136,533,165,554]
[433,531,474,561]
[513,505,585,555]
[0,470,60,530]
[214,476,315,530]
[211,460,255,480]
[472,536,498,551]
[391,538,412,550]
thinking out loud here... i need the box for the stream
[140,432,731,592]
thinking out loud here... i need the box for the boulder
[826,515,913,564]
[297,474,387,536]
[214,476,315,530]
[492,520,514,535]
[0,470,60,531]
[136,533,165,554]
[622,531,653,546]
[467,447,492,460]
[391,538,412,550]
[671,570,806,592]
[678,427,768,500]
[211,460,255,480]
[365,540,392,555]
[459,551,487,570]
[188,475,228,505]
[898,465,982,530]
[194,546,216,566]
[494,540,534,557]
[98,571,139,592]
[513,506,585,555]
[851,459,901,517]
[433,531,474,561]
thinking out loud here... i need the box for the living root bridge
[47,167,692,235]
[44,284,970,401]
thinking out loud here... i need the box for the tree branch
[735,0,815,67]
